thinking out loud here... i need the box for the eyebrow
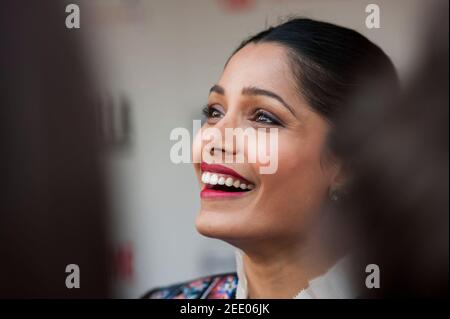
[209,84,225,95]
[209,84,296,116]
[242,86,295,115]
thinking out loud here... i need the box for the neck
[239,237,338,299]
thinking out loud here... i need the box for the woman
[144,18,397,299]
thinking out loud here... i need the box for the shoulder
[142,272,238,299]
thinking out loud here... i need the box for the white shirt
[235,250,358,299]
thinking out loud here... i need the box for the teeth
[201,172,210,183]
[209,174,218,185]
[225,177,234,187]
[201,172,255,190]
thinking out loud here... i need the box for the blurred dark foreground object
[0,1,111,297]
[332,4,449,298]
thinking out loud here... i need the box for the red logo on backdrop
[114,242,134,282]
[218,0,254,13]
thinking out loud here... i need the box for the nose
[203,133,237,163]
[202,114,239,163]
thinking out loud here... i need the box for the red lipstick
[200,187,249,199]
[200,162,254,199]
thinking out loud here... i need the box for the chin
[195,209,228,239]
[195,208,273,251]
[195,208,245,242]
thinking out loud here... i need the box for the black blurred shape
[333,3,449,298]
[0,1,110,297]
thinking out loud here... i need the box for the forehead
[218,43,298,101]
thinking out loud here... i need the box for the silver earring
[329,189,339,201]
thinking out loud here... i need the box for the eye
[202,105,224,121]
[252,109,282,126]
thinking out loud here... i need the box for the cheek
[252,134,330,233]
[257,131,326,184]
[192,127,205,179]
[280,139,322,175]
[192,127,202,164]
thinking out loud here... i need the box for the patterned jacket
[142,273,238,299]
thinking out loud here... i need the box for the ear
[321,147,348,193]
[328,157,348,192]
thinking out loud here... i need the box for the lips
[200,162,255,199]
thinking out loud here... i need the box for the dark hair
[231,18,398,123]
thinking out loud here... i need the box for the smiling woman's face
[193,43,340,250]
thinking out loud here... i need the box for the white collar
[235,250,357,299]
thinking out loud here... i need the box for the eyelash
[201,105,283,126]
[202,105,222,119]
[252,109,282,126]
